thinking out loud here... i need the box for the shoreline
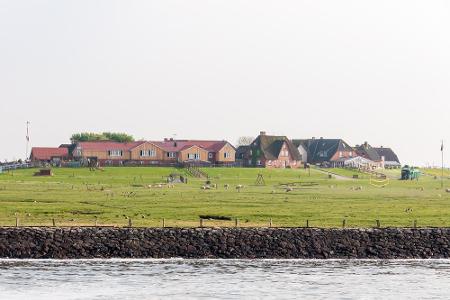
[1,227,450,259]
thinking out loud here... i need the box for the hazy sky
[1,1,449,166]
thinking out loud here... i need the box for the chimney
[312,137,316,140]
[164,138,169,142]
[364,141,368,148]
[260,131,266,136]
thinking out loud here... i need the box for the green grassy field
[0,167,449,228]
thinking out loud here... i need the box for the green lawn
[0,167,449,228]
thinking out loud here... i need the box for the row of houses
[30,131,401,169]
[234,132,400,169]
[31,139,236,167]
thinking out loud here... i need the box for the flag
[442,141,444,152]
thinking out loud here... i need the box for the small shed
[34,169,53,176]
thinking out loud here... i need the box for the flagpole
[442,140,444,189]
[26,121,30,161]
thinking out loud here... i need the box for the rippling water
[1,259,450,299]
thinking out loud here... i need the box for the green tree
[71,132,135,143]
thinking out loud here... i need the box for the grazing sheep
[224,184,229,190]
[285,187,294,192]
[446,189,450,193]
[236,185,244,192]
[201,185,211,190]
[104,190,114,198]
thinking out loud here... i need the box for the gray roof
[374,147,400,163]
[251,135,302,161]
[355,143,382,161]
[299,138,353,164]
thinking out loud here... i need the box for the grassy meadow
[0,166,449,228]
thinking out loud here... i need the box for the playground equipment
[401,165,421,180]
[255,174,266,186]
[370,176,390,188]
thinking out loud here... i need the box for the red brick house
[71,139,236,166]
[295,138,355,167]
[243,132,302,168]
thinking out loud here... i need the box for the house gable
[130,141,165,160]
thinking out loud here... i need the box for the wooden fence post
[376,220,380,228]
[162,218,166,228]
[413,220,417,228]
[342,219,346,228]
[15,217,19,227]
[235,218,239,228]
[306,219,309,228]
[200,218,204,228]
[52,218,56,227]
[269,218,273,228]
[128,218,132,227]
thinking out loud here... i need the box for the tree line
[71,132,135,143]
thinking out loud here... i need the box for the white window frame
[188,153,200,160]
[167,152,176,158]
[224,152,230,159]
[140,149,157,157]
[109,150,123,157]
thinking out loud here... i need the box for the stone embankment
[1,227,450,259]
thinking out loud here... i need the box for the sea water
[1,259,449,299]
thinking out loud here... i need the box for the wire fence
[1,217,441,229]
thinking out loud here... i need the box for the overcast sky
[1,0,449,166]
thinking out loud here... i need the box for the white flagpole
[442,140,444,189]
[26,121,30,161]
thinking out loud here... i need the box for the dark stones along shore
[1,227,450,259]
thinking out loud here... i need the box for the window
[188,153,200,160]
[140,149,156,157]
[209,153,213,159]
[167,152,176,158]
[224,152,230,159]
[349,151,353,157]
[339,151,343,158]
[109,150,122,157]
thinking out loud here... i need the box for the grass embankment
[0,167,449,228]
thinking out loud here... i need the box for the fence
[0,162,32,172]
[2,217,434,229]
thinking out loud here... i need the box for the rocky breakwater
[1,227,450,259]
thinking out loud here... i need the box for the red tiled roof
[31,147,69,160]
[76,141,145,151]
[152,140,232,153]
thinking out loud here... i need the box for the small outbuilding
[30,147,69,166]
